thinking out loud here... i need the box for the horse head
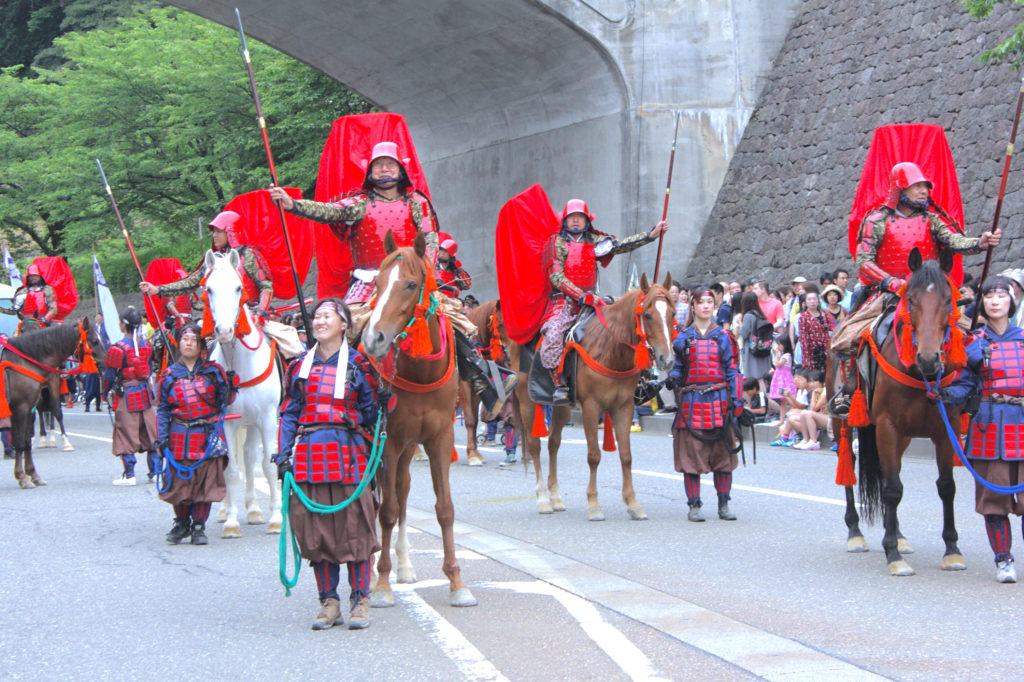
[639,272,677,373]
[362,230,431,358]
[204,249,245,344]
[75,315,106,372]
[904,247,955,376]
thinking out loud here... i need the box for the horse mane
[464,299,498,346]
[7,323,79,358]
[906,259,949,293]
[587,289,643,358]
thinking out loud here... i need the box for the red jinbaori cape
[32,256,78,322]
[143,258,191,328]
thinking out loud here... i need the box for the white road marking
[392,581,509,682]
[482,580,670,682]
[64,431,112,443]
[632,469,847,506]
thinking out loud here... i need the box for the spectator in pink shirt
[753,280,784,329]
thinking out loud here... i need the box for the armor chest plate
[875,214,938,278]
[22,289,46,318]
[685,336,725,384]
[983,341,1024,397]
[113,340,152,381]
[169,375,218,421]
[564,240,597,292]
[299,364,356,425]
[351,199,418,270]
[437,267,460,297]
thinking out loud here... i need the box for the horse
[361,230,476,608]
[3,318,105,488]
[33,380,74,452]
[457,299,511,465]
[829,248,966,576]
[507,273,677,520]
[204,249,283,537]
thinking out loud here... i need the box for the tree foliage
[0,7,373,294]
[962,0,1024,68]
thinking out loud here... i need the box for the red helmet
[885,162,933,209]
[558,199,595,222]
[438,232,458,257]
[208,210,243,248]
[26,264,41,277]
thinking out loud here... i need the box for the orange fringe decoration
[78,323,98,373]
[398,270,440,357]
[531,403,549,438]
[849,388,871,427]
[835,424,857,486]
[199,276,251,339]
[487,312,505,363]
[452,446,458,463]
[895,276,968,370]
[602,413,616,451]
[632,298,652,370]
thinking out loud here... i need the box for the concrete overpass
[167,0,800,298]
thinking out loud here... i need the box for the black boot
[166,518,191,544]
[551,371,570,404]
[190,522,209,545]
[718,497,737,521]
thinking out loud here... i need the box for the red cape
[143,258,191,329]
[495,184,560,344]
[849,124,965,284]
[223,188,313,300]
[313,112,432,299]
[32,256,77,323]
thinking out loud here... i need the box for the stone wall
[685,0,1024,287]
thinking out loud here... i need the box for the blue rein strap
[155,410,227,494]
[923,373,1024,495]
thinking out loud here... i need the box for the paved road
[1,410,1021,680]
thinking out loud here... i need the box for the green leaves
[0,6,372,293]
[961,0,1024,68]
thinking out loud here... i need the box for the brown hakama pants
[972,459,1024,516]
[289,481,380,565]
[673,428,738,475]
[158,455,227,505]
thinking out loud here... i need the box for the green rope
[278,411,387,596]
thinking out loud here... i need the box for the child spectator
[770,369,810,447]
[767,335,795,426]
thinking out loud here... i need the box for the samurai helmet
[208,210,243,248]
[885,162,933,210]
[26,264,41,278]
[438,232,458,258]
[363,141,411,192]
[559,199,594,234]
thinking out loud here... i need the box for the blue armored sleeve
[669,332,688,386]
[718,330,742,409]
[156,369,175,442]
[277,360,304,457]
[944,337,985,406]
[353,368,379,429]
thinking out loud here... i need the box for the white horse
[203,249,283,537]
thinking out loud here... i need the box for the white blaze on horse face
[654,299,673,363]
[927,283,935,293]
[367,265,401,341]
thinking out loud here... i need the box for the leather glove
[663,376,678,391]
[925,387,945,404]
[737,409,756,427]
[153,439,169,455]
[880,276,904,294]
[272,453,293,480]
[582,293,605,308]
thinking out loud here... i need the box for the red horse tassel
[602,413,616,452]
[397,270,440,358]
[531,403,549,438]
[631,298,652,370]
[836,423,857,486]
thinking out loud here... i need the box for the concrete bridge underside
[166,0,799,298]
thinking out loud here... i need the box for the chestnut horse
[830,249,966,576]
[457,299,510,465]
[507,273,676,520]
[3,319,105,488]
[361,231,476,608]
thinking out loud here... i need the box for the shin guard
[348,559,372,601]
[311,560,341,601]
[985,515,1013,563]
[684,474,702,506]
[714,471,733,501]
[189,502,211,524]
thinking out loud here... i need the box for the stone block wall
[686,0,1024,287]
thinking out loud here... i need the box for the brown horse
[507,273,676,520]
[830,249,966,576]
[360,230,476,608]
[4,318,106,488]
[457,299,511,465]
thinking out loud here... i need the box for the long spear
[971,74,1024,328]
[95,159,170,352]
[652,111,681,283]
[234,8,311,331]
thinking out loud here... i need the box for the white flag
[4,248,21,288]
[93,255,121,344]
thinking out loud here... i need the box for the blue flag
[93,255,121,344]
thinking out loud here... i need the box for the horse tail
[856,424,883,525]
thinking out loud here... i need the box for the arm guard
[276,361,304,457]
[931,213,983,255]
[158,262,206,298]
[289,197,367,225]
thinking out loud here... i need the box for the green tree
[962,0,1024,67]
[0,7,372,292]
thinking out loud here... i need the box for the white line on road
[632,469,847,506]
[65,431,113,443]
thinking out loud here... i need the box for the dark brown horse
[360,231,476,607]
[457,299,511,465]
[507,273,676,520]
[5,318,105,488]
[831,249,966,576]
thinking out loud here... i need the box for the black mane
[7,323,79,359]
[907,259,948,292]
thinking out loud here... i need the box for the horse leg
[547,406,570,512]
[425,428,476,607]
[394,455,417,583]
[220,423,243,537]
[372,436,403,608]
[520,393,552,513]
[462,383,483,466]
[613,404,647,520]
[878,435,913,575]
[936,440,966,570]
[581,400,605,521]
[12,415,33,489]
[241,428,265,525]
[259,419,283,534]
[845,486,868,552]
[54,403,73,452]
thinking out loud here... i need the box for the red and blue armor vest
[278,349,379,484]
[351,197,422,270]
[106,337,154,412]
[156,361,230,461]
[948,326,1024,461]
[873,213,939,280]
[669,325,741,431]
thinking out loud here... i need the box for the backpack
[749,318,774,358]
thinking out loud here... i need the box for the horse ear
[939,248,954,273]
[79,315,90,331]
[640,273,650,293]
[203,249,216,272]
[662,272,672,290]
[414,230,426,259]
[228,248,240,270]
[908,247,922,273]
[384,229,398,254]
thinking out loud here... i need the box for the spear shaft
[95,159,170,351]
[971,75,1024,329]
[234,8,311,331]
[652,112,681,283]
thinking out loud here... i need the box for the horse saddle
[855,300,898,411]
[523,309,596,406]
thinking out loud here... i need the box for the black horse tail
[856,425,883,525]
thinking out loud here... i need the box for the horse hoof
[266,522,282,534]
[847,536,869,553]
[370,590,395,608]
[216,508,228,523]
[412,452,428,462]
[551,499,567,513]
[62,442,74,452]
[246,511,266,525]
[30,476,46,487]
[450,588,478,607]
[627,507,649,521]
[467,456,484,467]
[221,524,242,539]
[537,501,554,515]
[586,507,605,522]
[941,554,967,571]
[396,567,417,584]
[897,538,914,554]
[887,560,915,576]
[17,478,35,489]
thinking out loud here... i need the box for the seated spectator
[783,370,828,450]
[770,369,810,447]
[742,378,767,422]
